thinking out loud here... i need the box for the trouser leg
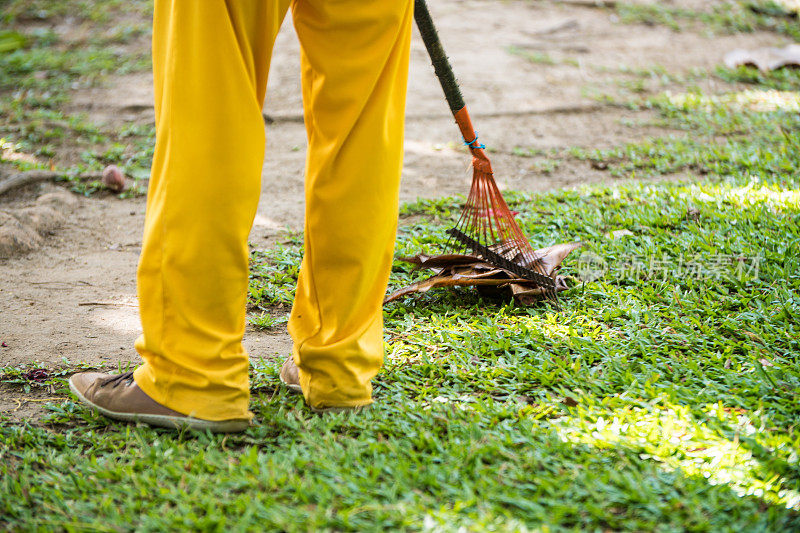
[133,0,290,421]
[288,0,413,408]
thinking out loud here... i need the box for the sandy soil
[0,0,788,417]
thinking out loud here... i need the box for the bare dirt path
[0,0,785,384]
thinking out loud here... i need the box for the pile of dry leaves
[385,242,582,306]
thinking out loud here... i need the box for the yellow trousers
[133,0,413,420]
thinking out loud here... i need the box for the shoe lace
[100,371,135,388]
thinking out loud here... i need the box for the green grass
[507,45,579,67]
[563,80,800,179]
[247,237,303,330]
[3,78,799,529]
[717,64,800,91]
[614,0,800,41]
[0,0,153,24]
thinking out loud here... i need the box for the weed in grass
[508,46,557,66]
[249,312,290,330]
[527,157,561,175]
[507,45,579,67]
[511,146,544,158]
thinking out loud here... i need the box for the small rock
[102,165,126,192]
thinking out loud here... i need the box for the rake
[413,0,559,305]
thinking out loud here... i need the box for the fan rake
[414,0,559,306]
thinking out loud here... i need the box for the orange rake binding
[414,0,559,305]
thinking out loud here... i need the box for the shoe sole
[68,376,249,433]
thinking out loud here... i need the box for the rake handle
[414,0,466,115]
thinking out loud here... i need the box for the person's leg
[132,0,291,421]
[288,0,413,409]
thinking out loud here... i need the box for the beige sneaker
[278,356,371,414]
[69,371,249,433]
[279,356,303,393]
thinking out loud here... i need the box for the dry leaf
[507,276,571,306]
[723,44,800,73]
[528,242,583,273]
[399,253,481,269]
[562,396,579,407]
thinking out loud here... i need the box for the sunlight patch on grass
[681,180,800,211]
[552,401,800,510]
[507,313,616,342]
[665,89,800,113]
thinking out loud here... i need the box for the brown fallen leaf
[507,277,571,306]
[723,44,800,73]
[562,396,579,407]
[398,253,482,269]
[495,241,582,271]
[450,267,508,280]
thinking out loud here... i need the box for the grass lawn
[2,1,800,531]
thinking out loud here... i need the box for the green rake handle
[414,0,466,115]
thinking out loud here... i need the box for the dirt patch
[0,188,78,258]
[0,0,789,417]
[0,382,67,423]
